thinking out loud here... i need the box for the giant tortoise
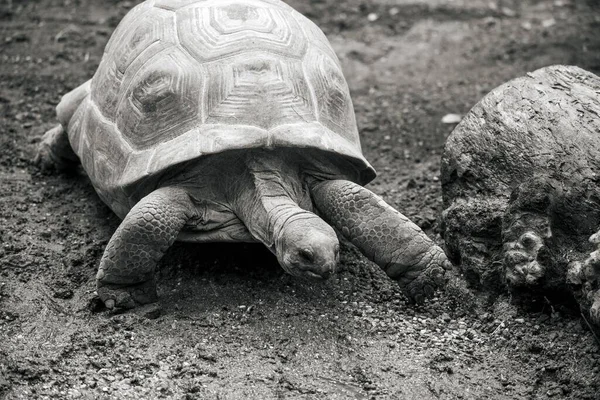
[36,0,450,309]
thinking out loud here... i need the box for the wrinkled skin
[441,65,600,326]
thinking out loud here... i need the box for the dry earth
[1,0,600,399]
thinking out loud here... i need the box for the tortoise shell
[65,0,375,216]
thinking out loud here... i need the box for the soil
[1,0,599,399]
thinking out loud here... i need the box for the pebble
[521,21,533,30]
[157,370,169,379]
[367,13,378,22]
[501,7,516,17]
[441,114,462,124]
[483,16,497,26]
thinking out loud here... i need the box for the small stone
[483,17,497,26]
[441,114,462,124]
[157,370,169,379]
[367,13,378,22]
[501,7,516,17]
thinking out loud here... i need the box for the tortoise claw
[97,279,158,310]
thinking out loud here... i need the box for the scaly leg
[310,180,451,303]
[34,124,79,171]
[96,187,197,309]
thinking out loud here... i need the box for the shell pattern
[65,0,375,214]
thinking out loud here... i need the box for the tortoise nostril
[299,248,314,263]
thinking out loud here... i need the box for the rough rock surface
[441,65,600,325]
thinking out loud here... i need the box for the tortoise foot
[402,247,452,304]
[34,141,56,171]
[97,279,158,310]
[34,125,78,171]
[504,231,546,287]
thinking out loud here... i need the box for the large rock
[441,65,600,325]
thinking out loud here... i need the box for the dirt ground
[1,0,600,399]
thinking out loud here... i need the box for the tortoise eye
[299,248,314,263]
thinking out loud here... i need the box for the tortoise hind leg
[97,187,198,309]
[310,179,451,303]
[34,124,79,171]
[35,80,91,170]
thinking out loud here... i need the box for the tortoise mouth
[304,271,324,279]
[282,263,336,280]
[279,253,338,280]
[300,263,336,280]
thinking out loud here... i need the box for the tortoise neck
[228,150,314,252]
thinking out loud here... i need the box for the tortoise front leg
[96,187,197,309]
[310,180,451,302]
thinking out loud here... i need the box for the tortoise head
[276,217,339,279]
